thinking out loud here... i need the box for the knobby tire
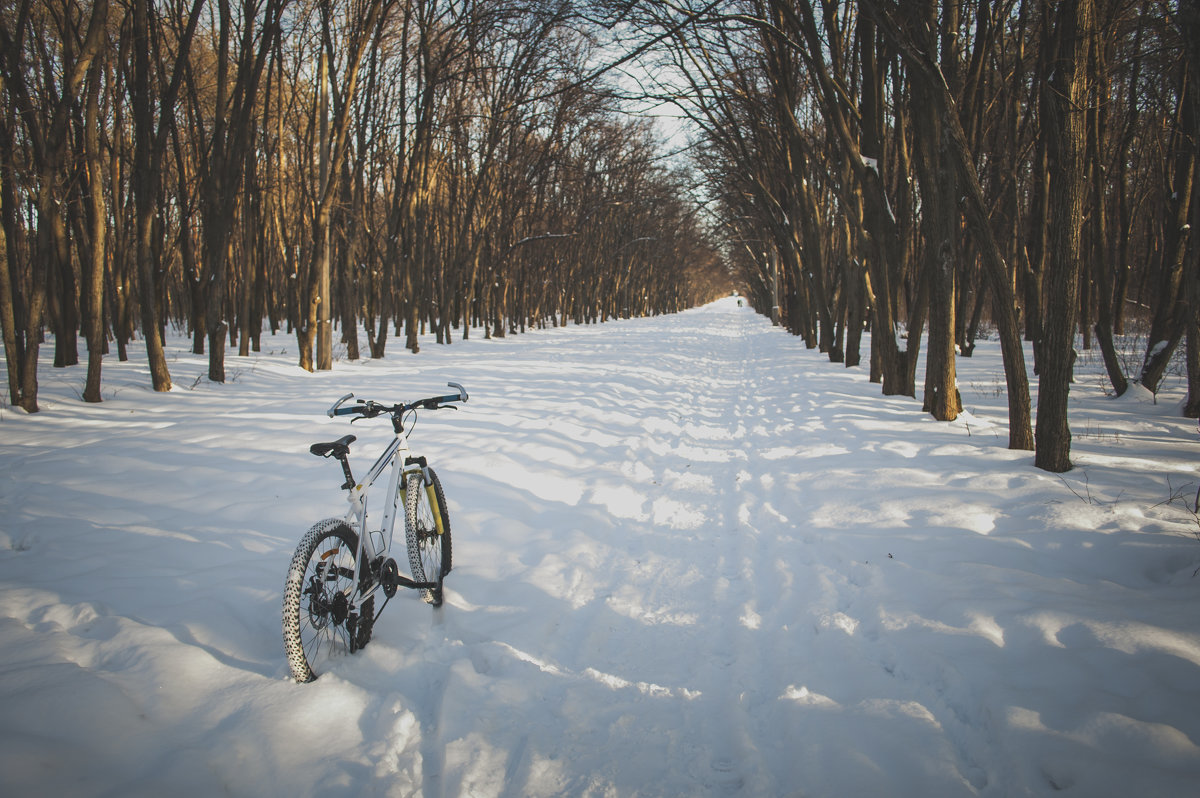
[282,519,373,682]
[404,468,452,606]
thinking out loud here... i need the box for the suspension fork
[402,456,445,535]
[424,468,447,535]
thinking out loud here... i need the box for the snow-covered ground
[2,296,1198,797]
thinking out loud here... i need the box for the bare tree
[191,0,286,383]
[0,0,109,410]
[906,0,962,421]
[864,0,1034,449]
[1177,0,1200,415]
[128,0,206,393]
[296,0,385,371]
[1034,0,1095,472]
[1137,1,1197,397]
[79,53,107,402]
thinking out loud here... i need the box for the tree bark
[81,57,107,402]
[1088,23,1127,397]
[1178,0,1200,416]
[0,93,21,407]
[911,0,960,421]
[130,0,173,392]
[1035,0,1094,473]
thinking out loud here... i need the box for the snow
[2,296,1199,797]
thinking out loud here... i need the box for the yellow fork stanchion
[426,482,446,535]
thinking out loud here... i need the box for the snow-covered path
[2,298,1199,796]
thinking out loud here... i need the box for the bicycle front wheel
[404,468,452,606]
[282,518,374,682]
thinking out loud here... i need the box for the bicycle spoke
[283,520,367,681]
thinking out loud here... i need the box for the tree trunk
[911,0,960,421]
[1185,320,1200,417]
[1089,26,1127,397]
[1035,0,1093,473]
[857,15,909,396]
[0,111,23,407]
[238,144,258,359]
[1026,136,1049,365]
[130,0,172,391]
[50,201,79,369]
[1138,33,1197,394]
[1178,0,1200,416]
[314,48,333,371]
[81,58,107,402]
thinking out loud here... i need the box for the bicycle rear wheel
[282,518,374,682]
[404,468,452,606]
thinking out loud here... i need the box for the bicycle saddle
[309,434,357,459]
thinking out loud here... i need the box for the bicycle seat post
[309,435,358,490]
[337,454,355,491]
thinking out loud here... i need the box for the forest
[2,0,1198,475]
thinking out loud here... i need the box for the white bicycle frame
[325,387,460,598]
[343,432,417,584]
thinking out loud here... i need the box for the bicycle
[282,382,468,682]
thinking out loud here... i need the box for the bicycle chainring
[380,558,400,598]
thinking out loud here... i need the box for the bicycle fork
[403,456,447,536]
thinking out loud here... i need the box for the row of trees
[6,0,1197,473]
[0,0,727,412]
[619,0,1198,471]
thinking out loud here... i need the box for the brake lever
[347,400,376,422]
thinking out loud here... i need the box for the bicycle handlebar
[326,382,469,420]
[327,393,356,417]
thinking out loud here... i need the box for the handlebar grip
[327,393,355,417]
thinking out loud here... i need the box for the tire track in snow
[655,309,781,795]
[730,346,999,792]
[329,304,1007,794]
[705,315,774,795]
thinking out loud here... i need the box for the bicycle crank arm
[378,558,439,595]
[392,574,440,591]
